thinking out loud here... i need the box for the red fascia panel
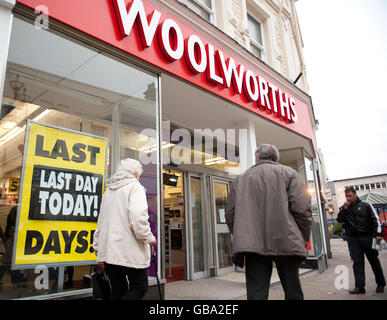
[17,0,313,140]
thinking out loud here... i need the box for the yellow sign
[12,121,108,269]
[8,177,20,194]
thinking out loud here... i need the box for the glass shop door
[212,179,234,275]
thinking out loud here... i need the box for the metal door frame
[211,177,234,276]
[184,172,208,280]
[162,168,188,281]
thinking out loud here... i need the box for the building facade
[0,0,328,299]
[327,174,387,226]
[196,0,310,93]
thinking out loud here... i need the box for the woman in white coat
[93,158,157,300]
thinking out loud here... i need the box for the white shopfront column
[234,119,256,271]
[238,119,257,173]
[0,0,15,101]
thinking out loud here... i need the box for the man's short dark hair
[344,186,356,194]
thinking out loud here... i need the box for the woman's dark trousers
[104,263,148,300]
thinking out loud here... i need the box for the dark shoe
[349,288,365,294]
[376,285,385,293]
[64,280,73,289]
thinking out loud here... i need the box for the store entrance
[163,170,186,283]
[212,178,234,275]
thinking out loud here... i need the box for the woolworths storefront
[0,0,327,299]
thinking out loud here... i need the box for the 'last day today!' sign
[12,121,108,269]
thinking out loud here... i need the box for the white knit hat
[117,158,143,176]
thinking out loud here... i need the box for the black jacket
[337,198,382,237]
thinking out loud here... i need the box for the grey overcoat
[225,160,312,267]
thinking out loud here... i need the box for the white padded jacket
[92,171,156,269]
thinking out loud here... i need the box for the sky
[295,0,387,181]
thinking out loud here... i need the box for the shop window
[279,149,325,258]
[205,176,215,267]
[217,233,233,268]
[304,156,324,258]
[279,148,304,178]
[177,0,214,23]
[162,124,240,175]
[0,18,160,299]
[247,13,265,60]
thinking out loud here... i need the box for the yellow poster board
[12,121,108,269]
[8,177,20,194]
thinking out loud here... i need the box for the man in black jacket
[337,186,385,294]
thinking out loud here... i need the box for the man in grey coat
[225,144,312,300]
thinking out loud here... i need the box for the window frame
[247,12,266,61]
[177,0,215,24]
[1,16,163,299]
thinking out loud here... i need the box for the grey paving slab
[165,238,387,300]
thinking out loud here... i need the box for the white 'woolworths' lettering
[112,0,298,123]
[243,69,259,102]
[113,0,160,46]
[206,44,223,85]
[185,34,207,73]
[159,19,184,61]
[217,51,245,94]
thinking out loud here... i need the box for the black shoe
[376,285,385,293]
[64,280,73,289]
[349,288,365,294]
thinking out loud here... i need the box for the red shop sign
[17,0,313,140]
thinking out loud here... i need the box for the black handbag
[91,265,112,300]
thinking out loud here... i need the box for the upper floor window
[247,13,265,60]
[177,0,214,23]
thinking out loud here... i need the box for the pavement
[165,238,387,300]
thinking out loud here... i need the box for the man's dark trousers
[348,234,386,289]
[245,253,304,300]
